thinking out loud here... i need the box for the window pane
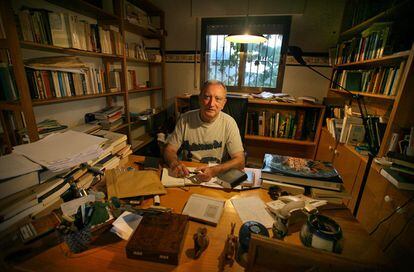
[206,35,240,86]
[244,34,283,88]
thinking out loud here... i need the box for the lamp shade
[225,33,267,44]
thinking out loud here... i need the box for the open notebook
[161,167,216,187]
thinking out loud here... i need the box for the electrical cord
[383,213,414,252]
[369,196,414,236]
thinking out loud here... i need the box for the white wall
[154,0,345,105]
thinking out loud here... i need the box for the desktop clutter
[0,131,349,268]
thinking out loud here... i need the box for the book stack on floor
[92,106,124,130]
[381,152,414,190]
[261,154,343,192]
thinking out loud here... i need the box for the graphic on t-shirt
[182,140,223,163]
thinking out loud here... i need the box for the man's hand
[195,166,218,182]
[169,161,190,178]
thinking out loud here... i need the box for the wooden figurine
[193,227,209,259]
[219,223,238,269]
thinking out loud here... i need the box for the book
[261,154,342,191]
[346,124,365,145]
[0,172,39,200]
[380,168,414,190]
[181,193,225,226]
[310,186,351,204]
[126,213,188,265]
[387,152,414,169]
[215,168,247,189]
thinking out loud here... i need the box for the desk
[13,155,386,271]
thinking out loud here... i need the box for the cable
[369,196,414,236]
[382,213,414,252]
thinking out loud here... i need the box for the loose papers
[13,130,106,172]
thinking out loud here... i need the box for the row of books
[25,56,109,100]
[335,22,392,64]
[247,110,318,141]
[18,9,123,55]
[126,41,148,61]
[0,49,18,101]
[332,62,405,96]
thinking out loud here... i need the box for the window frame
[201,16,291,93]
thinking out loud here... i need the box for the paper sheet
[60,195,95,216]
[231,196,275,228]
[161,167,212,187]
[111,211,143,240]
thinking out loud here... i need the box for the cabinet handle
[328,145,333,151]
[334,149,339,155]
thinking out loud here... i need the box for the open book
[161,167,207,187]
[182,194,225,226]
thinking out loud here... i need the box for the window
[201,16,291,92]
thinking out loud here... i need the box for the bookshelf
[0,0,166,153]
[327,0,414,159]
[175,96,325,160]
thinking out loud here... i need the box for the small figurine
[193,227,209,259]
[219,223,238,270]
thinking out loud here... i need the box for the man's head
[199,80,227,122]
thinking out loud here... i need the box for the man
[164,80,245,182]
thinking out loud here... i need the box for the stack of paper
[231,196,275,228]
[13,130,107,172]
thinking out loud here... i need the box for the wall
[153,0,346,107]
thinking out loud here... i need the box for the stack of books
[37,119,68,138]
[90,130,131,170]
[92,106,124,130]
[0,153,73,232]
[261,154,343,191]
[381,152,414,190]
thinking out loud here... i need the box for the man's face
[199,84,227,122]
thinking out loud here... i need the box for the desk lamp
[288,46,379,216]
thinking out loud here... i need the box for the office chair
[189,95,248,143]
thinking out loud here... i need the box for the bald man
[164,80,245,182]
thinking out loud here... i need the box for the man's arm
[164,143,190,177]
[195,151,245,182]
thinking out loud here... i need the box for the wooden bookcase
[327,0,414,159]
[0,0,166,153]
[175,96,325,161]
[316,1,414,267]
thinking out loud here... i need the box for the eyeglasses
[268,186,289,200]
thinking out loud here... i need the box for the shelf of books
[326,0,414,160]
[245,102,324,159]
[131,133,154,152]
[0,0,166,153]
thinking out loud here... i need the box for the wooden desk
[13,155,386,271]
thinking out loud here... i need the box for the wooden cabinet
[357,167,414,270]
[315,128,336,162]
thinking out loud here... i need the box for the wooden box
[125,213,188,265]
